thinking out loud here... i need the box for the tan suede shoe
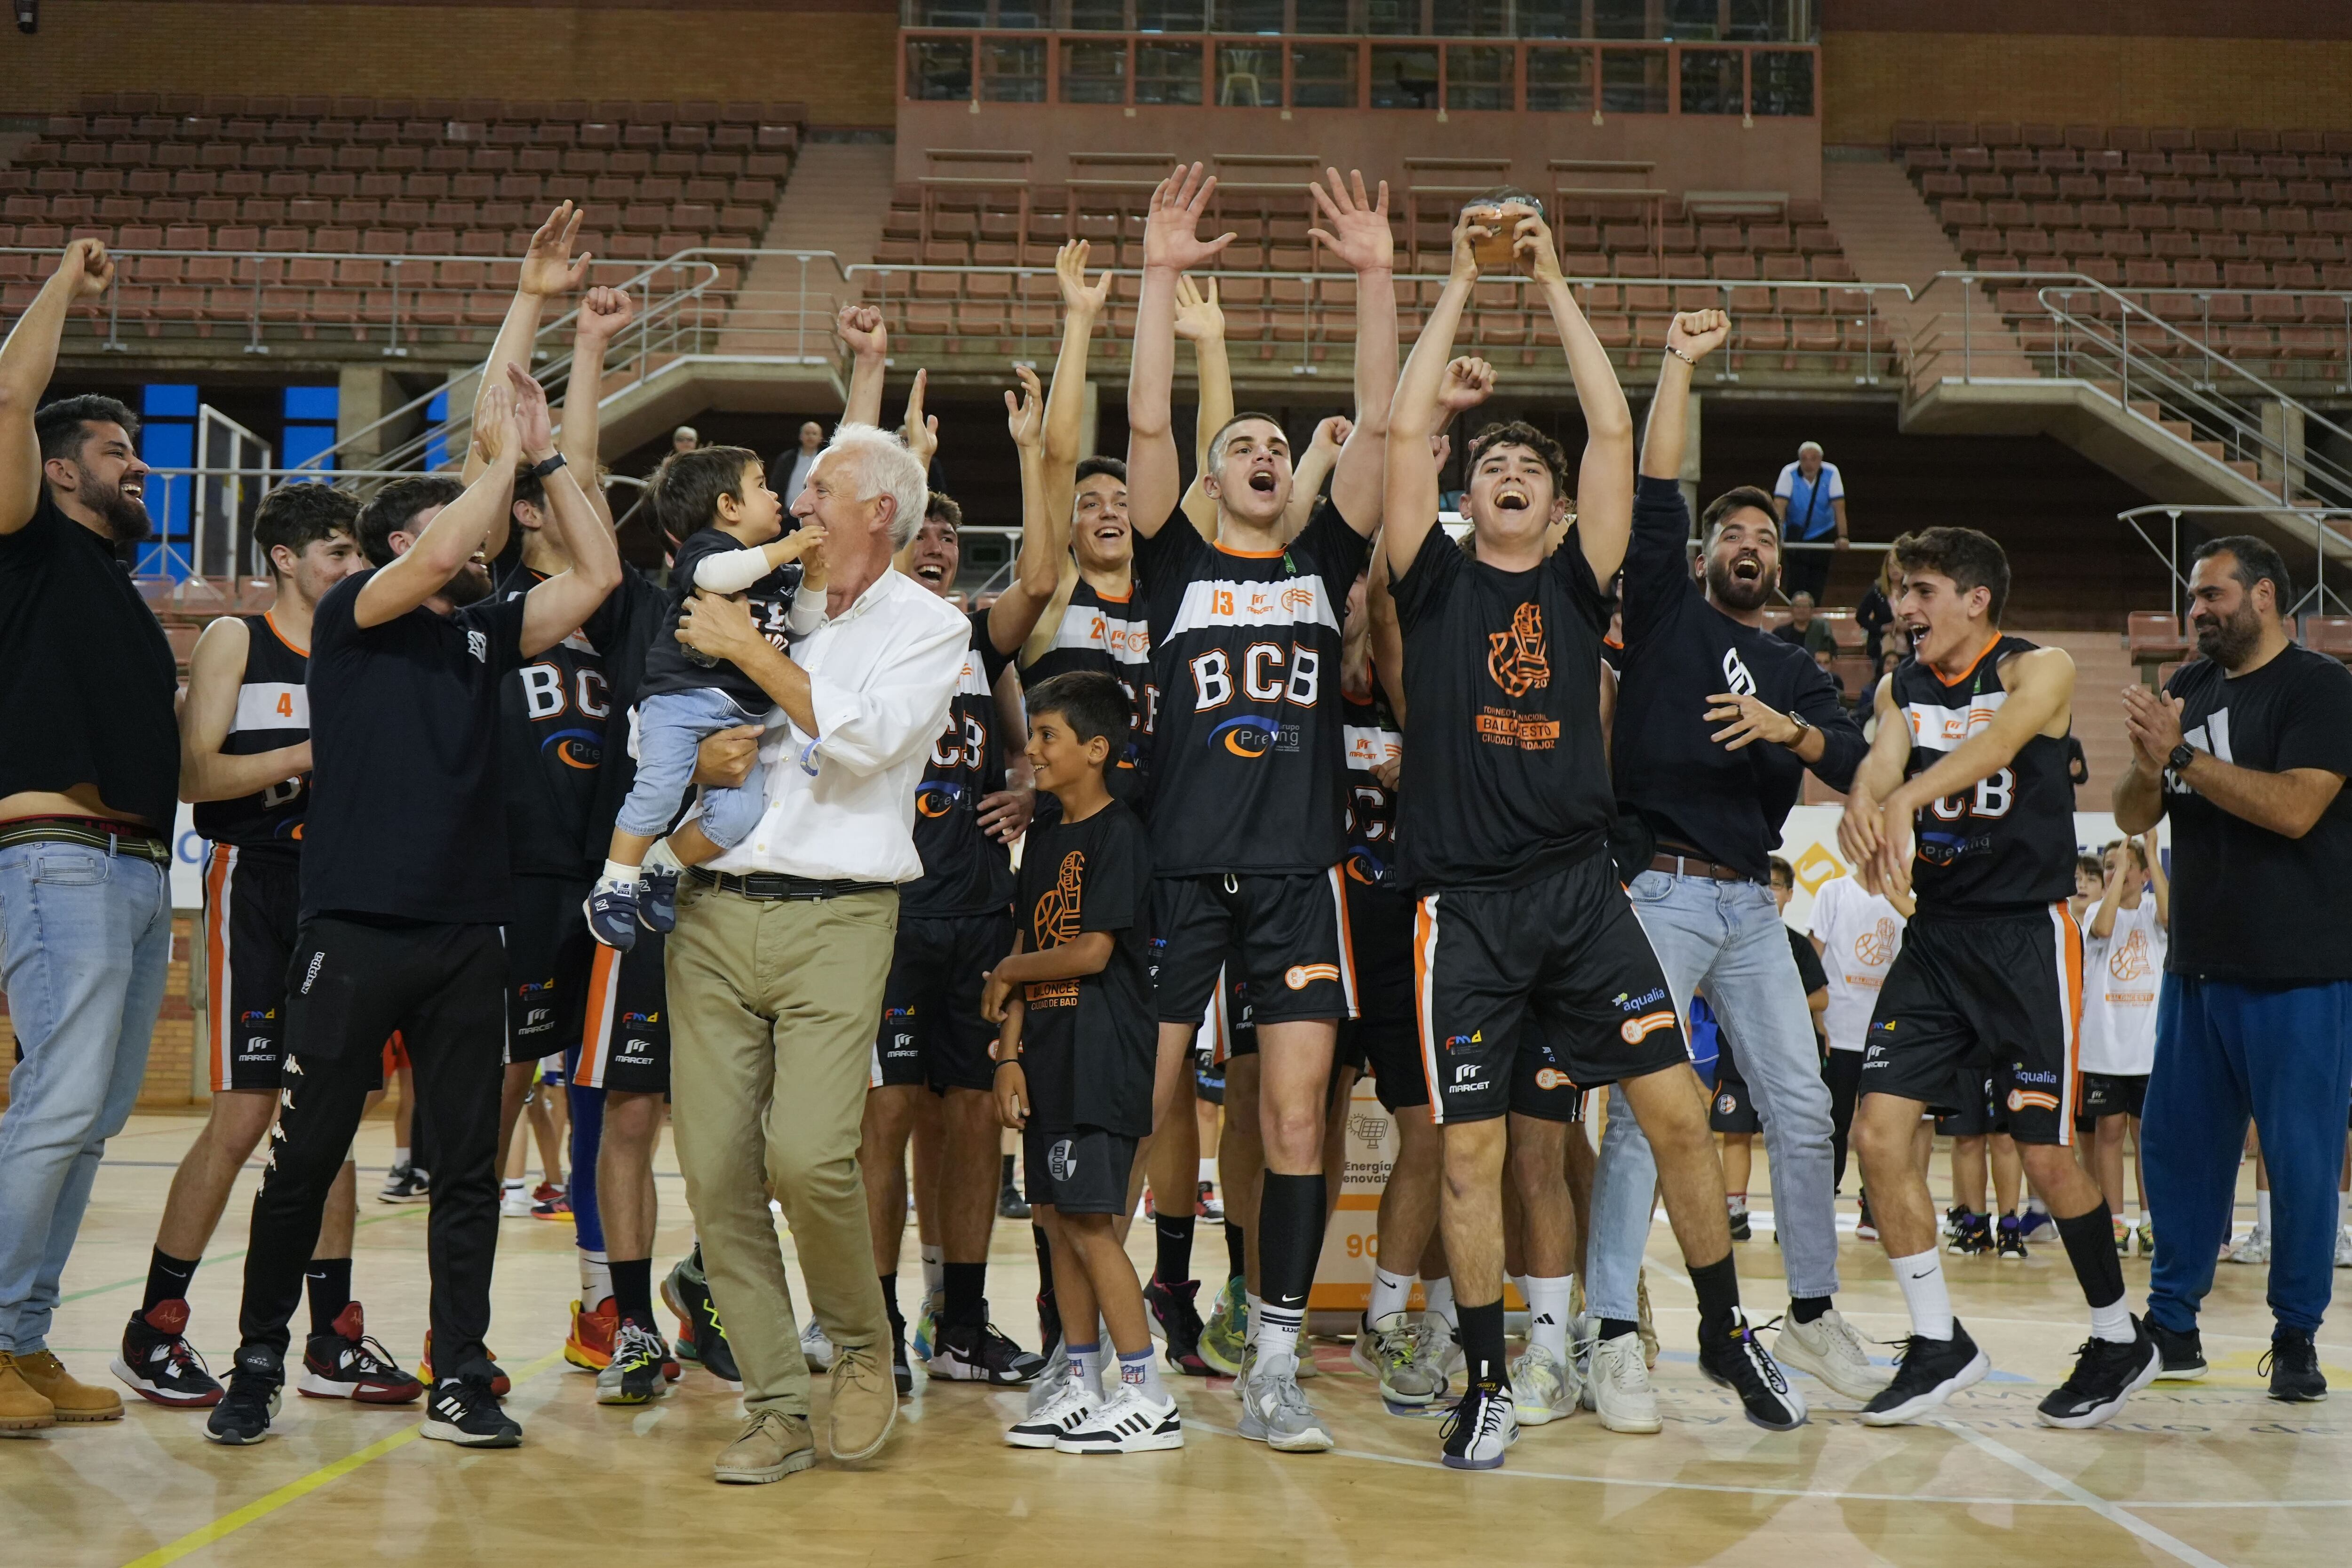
[0,1353,57,1434]
[713,1409,815,1484]
[826,1343,897,1461]
[13,1353,123,1422]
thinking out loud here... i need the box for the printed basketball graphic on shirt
[1855,917,1898,967]
[1486,603,1552,697]
[1032,850,1086,948]
[2108,925,2153,981]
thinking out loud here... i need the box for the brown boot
[712,1408,815,1484]
[0,1353,57,1434]
[14,1353,125,1422]
[826,1343,897,1461]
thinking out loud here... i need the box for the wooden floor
[15,1113,2345,1568]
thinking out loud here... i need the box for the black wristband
[994,1056,1021,1070]
[524,452,566,480]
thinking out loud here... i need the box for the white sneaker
[498,1184,531,1218]
[1238,1362,1333,1452]
[1591,1331,1661,1434]
[1005,1369,1098,1449]
[1351,1312,1448,1409]
[2225,1225,2271,1265]
[1440,1385,1519,1470]
[1509,1343,1579,1425]
[2336,1225,2352,1269]
[1055,1381,1183,1453]
[1025,1338,1074,1417]
[1773,1308,1892,1402]
[1419,1312,1465,1378]
[799,1318,835,1373]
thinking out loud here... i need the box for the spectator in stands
[1856,550,1899,665]
[0,241,180,1429]
[1774,590,1837,658]
[671,426,700,455]
[777,421,824,506]
[1858,648,1903,717]
[1773,441,1846,603]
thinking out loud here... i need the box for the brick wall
[0,3,899,127]
[0,914,200,1111]
[1825,32,2352,145]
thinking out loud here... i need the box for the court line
[1939,1422,2235,1568]
[61,1206,428,1306]
[117,1351,566,1568]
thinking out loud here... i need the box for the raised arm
[1367,538,1406,726]
[464,204,588,493]
[2142,830,2169,926]
[2088,855,2129,939]
[1176,272,1232,543]
[1310,169,1397,535]
[356,385,522,628]
[0,240,113,535]
[1127,164,1234,537]
[898,368,938,476]
[1640,310,1728,481]
[1524,211,1634,582]
[1284,416,1351,539]
[1041,241,1110,486]
[839,304,889,429]
[509,366,622,655]
[1382,212,1480,578]
[987,364,1059,656]
[179,617,310,801]
[557,285,636,532]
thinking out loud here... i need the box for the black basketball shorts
[1348,882,1426,1113]
[1024,1125,1139,1216]
[2080,1071,2148,1122]
[1151,868,1357,1027]
[573,930,671,1096]
[199,844,301,1093]
[1413,851,1687,1126]
[872,910,1015,1095]
[506,873,597,1068]
[1709,1045,1763,1135]
[1862,903,2084,1147]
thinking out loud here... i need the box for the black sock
[1031,1224,1054,1294]
[2053,1202,2128,1312]
[881,1271,905,1339]
[611,1258,655,1330]
[1599,1316,1639,1343]
[1154,1212,1196,1286]
[944,1260,987,1328]
[1257,1172,1327,1314]
[1688,1252,1741,1342]
[143,1247,199,1315]
[1000,1152,1017,1189]
[1224,1219,1247,1285]
[1460,1298,1508,1393]
[1790,1294,1831,1326]
[304,1257,352,1337]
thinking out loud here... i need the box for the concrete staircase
[1821,157,2034,383]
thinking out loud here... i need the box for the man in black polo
[206,369,620,1448]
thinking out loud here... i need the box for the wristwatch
[1786,712,1813,748]
[523,452,567,479]
[2167,742,2197,773]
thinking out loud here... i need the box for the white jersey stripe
[1040,604,1152,662]
[1168,574,1341,638]
[232,681,310,733]
[1901,690,2009,751]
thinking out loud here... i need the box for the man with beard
[0,241,181,1432]
[2117,536,2352,1403]
[206,370,620,1449]
[1587,310,1885,1430]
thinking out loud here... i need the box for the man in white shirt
[1807,873,1906,1196]
[1772,440,1847,604]
[663,422,967,1487]
[2080,834,2169,1255]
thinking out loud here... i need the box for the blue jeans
[2145,974,2352,1337]
[1585,869,1840,1321]
[0,840,172,1353]
[617,688,776,849]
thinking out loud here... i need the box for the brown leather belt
[689,867,892,902]
[1648,852,1752,884]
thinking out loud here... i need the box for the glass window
[1212,0,1282,31]
[981,37,1047,101]
[1526,46,1593,111]
[1679,48,1742,114]
[1294,0,1351,31]
[1432,0,1511,36]
[1134,0,1206,31]
[1663,0,1717,40]
[1135,40,1205,102]
[907,1,986,24]
[1291,43,1358,106]
[907,37,975,101]
[1728,0,1809,42]
[1518,0,1580,38]
[1445,46,1512,111]
[1592,0,1648,39]
[1217,43,1281,105]
[1750,49,1812,115]
[1366,0,1423,36]
[1370,45,1440,108]
[993,0,1048,27]
[1599,47,1666,111]
[1067,0,1128,29]
[1063,39,1129,103]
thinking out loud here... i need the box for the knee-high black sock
[880,1270,904,1339]
[611,1258,654,1331]
[945,1260,987,1329]
[2055,1201,2128,1313]
[304,1257,352,1337]
[1030,1225,1060,1350]
[1688,1253,1741,1343]
[1154,1212,1196,1286]
[1224,1219,1247,1285]
[1257,1172,1327,1315]
[144,1248,199,1315]
[1460,1298,1507,1393]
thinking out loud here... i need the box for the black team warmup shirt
[495,558,615,880]
[905,608,1017,917]
[1613,475,1866,881]
[638,525,803,708]
[1015,798,1156,1136]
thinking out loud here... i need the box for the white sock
[599,857,639,888]
[1245,1293,1265,1350]
[2090,1295,2135,1345]
[1891,1249,1954,1341]
[580,1249,612,1312]
[1422,1275,1459,1335]
[921,1243,944,1299]
[2257,1190,2272,1232]
[1255,1302,1303,1377]
[501,1177,524,1192]
[1199,1157,1216,1182]
[2338,1189,2348,1230]
[1117,1344,1168,1401]
[392,1146,410,1168]
[1369,1267,1413,1324]
[1068,1340,1104,1395]
[1526,1275,1574,1364]
[644,839,685,876]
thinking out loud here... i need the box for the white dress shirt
[705,566,968,883]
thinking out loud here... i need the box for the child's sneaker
[585,882,642,950]
[641,867,680,934]
[1005,1368,1098,1449]
[1056,1381,1183,1453]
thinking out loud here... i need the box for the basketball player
[1123,164,1397,1453]
[116,486,420,1409]
[1590,308,1887,1417]
[1383,204,1805,1470]
[1839,526,2161,1428]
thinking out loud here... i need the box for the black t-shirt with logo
[1614,475,1867,882]
[1389,525,1615,891]
[1015,799,1155,1136]
[301,571,529,923]
[495,559,620,880]
[905,608,1017,919]
[638,525,801,710]
[1132,499,1368,876]
[192,612,313,859]
[2165,645,2352,980]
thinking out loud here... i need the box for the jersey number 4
[1189,644,1320,710]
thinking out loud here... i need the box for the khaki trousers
[666,879,898,1415]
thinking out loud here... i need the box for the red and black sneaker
[299,1302,424,1403]
[111,1299,223,1407]
[1144,1276,1212,1376]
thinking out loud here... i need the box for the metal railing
[2117,503,2351,620]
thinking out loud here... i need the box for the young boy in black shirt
[985,673,1176,1455]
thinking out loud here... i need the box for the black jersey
[496,562,613,879]
[1021,576,1157,812]
[1132,499,1369,876]
[1894,634,2075,915]
[638,526,803,709]
[192,612,313,858]
[906,608,1017,918]
[1015,799,1156,1137]
[1342,672,1404,890]
[1389,527,1616,891]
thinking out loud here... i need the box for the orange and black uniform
[1021,578,1157,814]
